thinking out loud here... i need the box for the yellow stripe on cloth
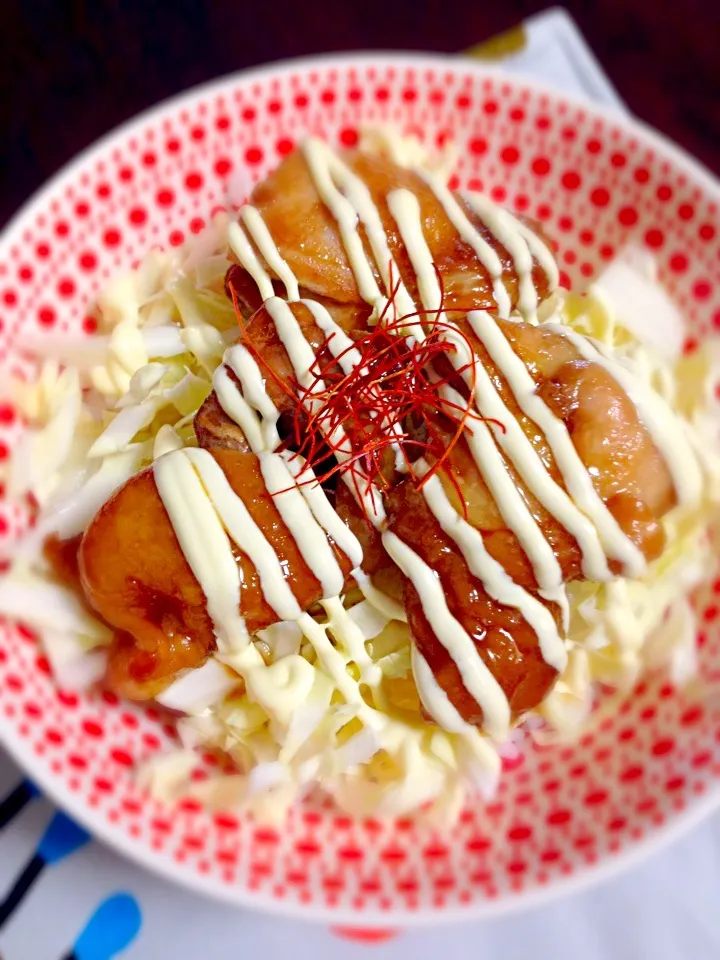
[465,24,527,60]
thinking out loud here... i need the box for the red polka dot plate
[1,54,720,925]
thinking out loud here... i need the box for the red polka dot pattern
[0,57,719,925]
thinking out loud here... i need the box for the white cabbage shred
[0,210,718,823]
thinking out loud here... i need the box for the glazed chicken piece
[79,450,353,700]
[391,482,563,723]
[228,146,554,325]
[225,262,373,338]
[426,316,675,573]
[366,317,675,724]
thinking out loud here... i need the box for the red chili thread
[228,266,505,522]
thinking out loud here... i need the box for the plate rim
[3,715,720,927]
[2,49,719,248]
[1,49,719,925]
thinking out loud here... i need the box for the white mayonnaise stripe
[218,298,384,526]
[462,193,537,323]
[438,381,563,596]
[337,451,386,530]
[387,186,566,597]
[156,453,387,726]
[236,137,559,330]
[213,364,265,453]
[386,190,437,342]
[297,612,371,712]
[265,297,317,391]
[382,531,511,741]
[159,452,461,748]
[299,299,363,375]
[470,311,647,578]
[391,177,558,328]
[301,138,416,320]
[300,299,406,492]
[417,170,512,319]
[259,452,345,598]
[512,217,559,291]
[546,323,703,508]
[322,596,381,685]
[387,188,438,312]
[302,297,410,471]
[281,452,363,568]
[264,297,387,527]
[227,221,275,302]
[353,567,407,623]
[419,472,567,671]
[239,205,300,302]
[296,609,498,776]
[299,140,382,308]
[307,299,412,478]
[463,194,559,321]
[154,449,249,650]
[451,316,612,582]
[223,344,281,451]
[184,448,301,622]
[411,646,480,736]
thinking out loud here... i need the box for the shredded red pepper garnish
[229,268,505,522]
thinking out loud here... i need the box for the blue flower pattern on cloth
[0,777,141,958]
[65,894,143,960]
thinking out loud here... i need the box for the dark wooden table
[2,0,719,226]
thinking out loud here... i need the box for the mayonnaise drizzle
[416,170,512,319]
[221,344,280,451]
[239,205,300,302]
[412,645,478,735]
[227,221,275,302]
[464,320,613,580]
[353,567,407,623]
[382,531,511,741]
[387,189,564,595]
[300,137,416,320]
[154,448,249,651]
[264,296,386,526]
[213,363,265,452]
[468,311,647,578]
[386,185,636,583]
[511,217,560,294]
[181,324,519,739]
[156,450,413,734]
[545,323,704,508]
[438,381,566,601]
[417,468,567,672]
[153,133,698,752]
[468,195,537,321]
[183,448,301,621]
[299,299,363,374]
[321,596,381,686]
[280,452,363,569]
[258,452,345,598]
